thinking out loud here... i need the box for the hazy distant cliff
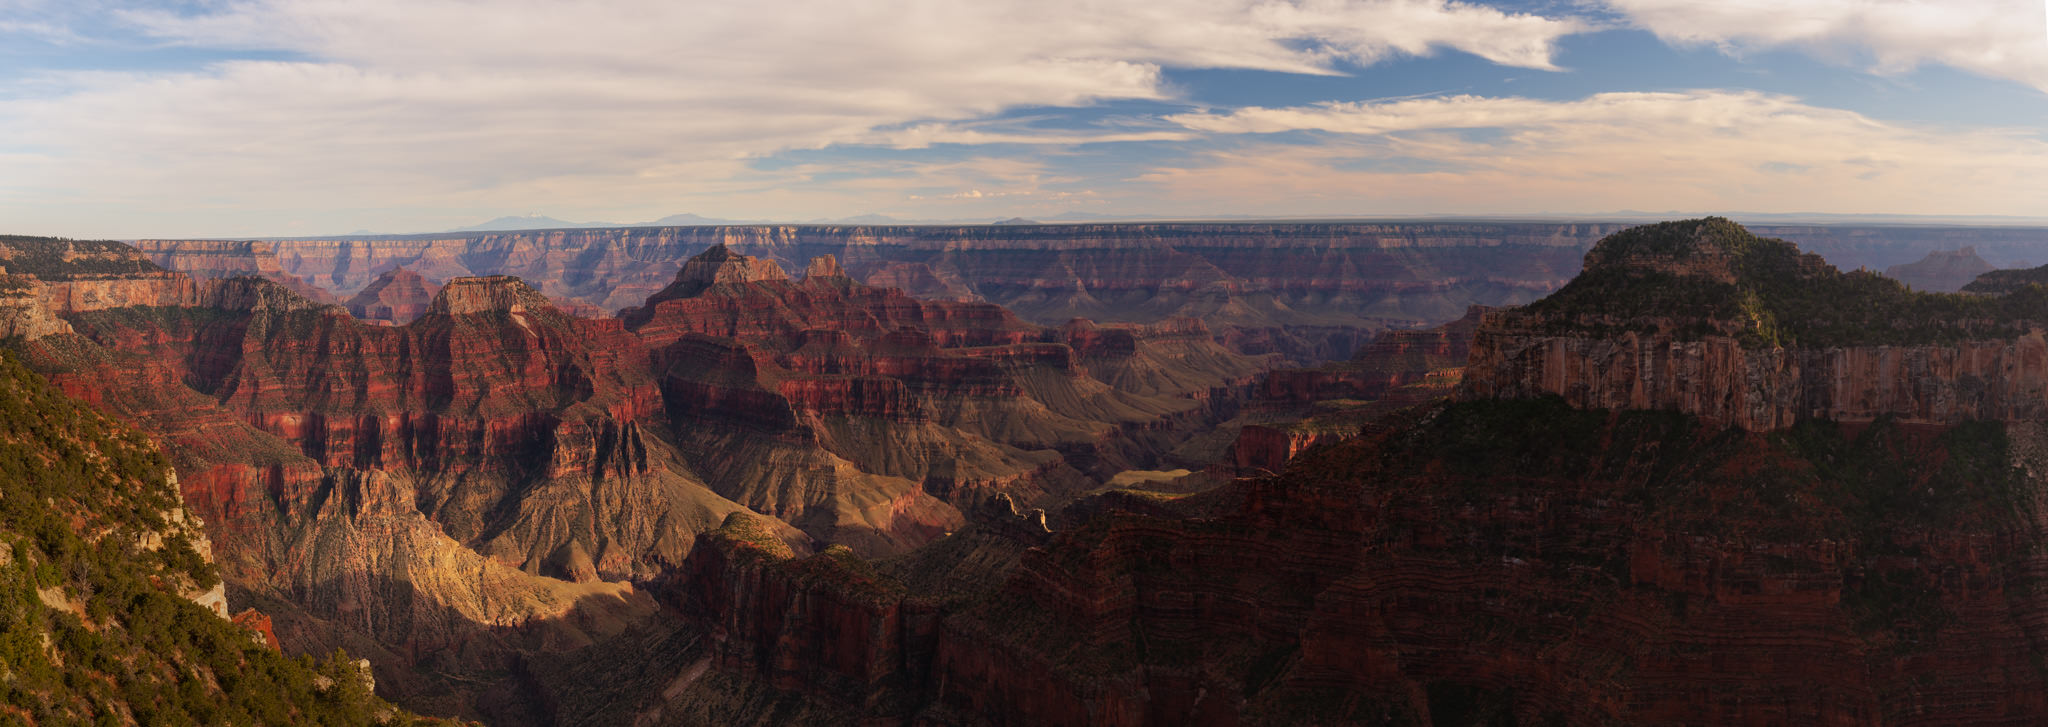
[135,221,2048,366]
[136,222,1616,363]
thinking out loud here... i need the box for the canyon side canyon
[7,219,2048,725]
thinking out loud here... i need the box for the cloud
[0,0,1585,236]
[1151,90,2048,216]
[1600,0,2048,93]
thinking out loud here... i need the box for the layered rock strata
[1465,219,2048,431]
[343,266,438,323]
[16,239,1273,721]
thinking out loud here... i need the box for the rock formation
[14,238,1272,721]
[343,266,438,323]
[1464,218,2048,431]
[132,222,2048,368]
[1884,247,1996,292]
[135,223,1622,364]
[1964,261,2048,295]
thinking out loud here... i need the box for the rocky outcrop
[127,238,338,304]
[131,238,285,278]
[233,608,285,651]
[1464,219,2048,431]
[660,243,790,299]
[1466,327,2048,431]
[429,274,557,315]
[1965,262,2048,295]
[1225,423,1349,474]
[344,267,438,323]
[803,253,849,281]
[1884,247,1996,292]
[0,237,205,339]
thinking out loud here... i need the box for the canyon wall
[136,223,1616,363]
[132,222,2048,365]
[1465,324,2048,432]
[1462,219,2048,432]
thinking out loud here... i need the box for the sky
[1,0,2046,238]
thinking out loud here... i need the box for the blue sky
[1,0,2045,238]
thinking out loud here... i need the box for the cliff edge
[1465,218,2048,430]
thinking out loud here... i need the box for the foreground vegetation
[0,351,413,724]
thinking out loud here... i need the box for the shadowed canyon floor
[14,220,2048,724]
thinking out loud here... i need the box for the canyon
[623,219,2048,725]
[13,219,2048,724]
[130,221,2048,366]
[0,234,1269,721]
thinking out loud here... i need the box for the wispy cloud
[1152,90,2048,215]
[1600,0,2048,93]
[0,0,1586,236]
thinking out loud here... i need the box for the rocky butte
[1883,247,1997,293]
[344,266,439,324]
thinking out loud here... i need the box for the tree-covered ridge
[1517,218,2048,347]
[1961,264,2048,296]
[0,235,165,278]
[0,351,419,725]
